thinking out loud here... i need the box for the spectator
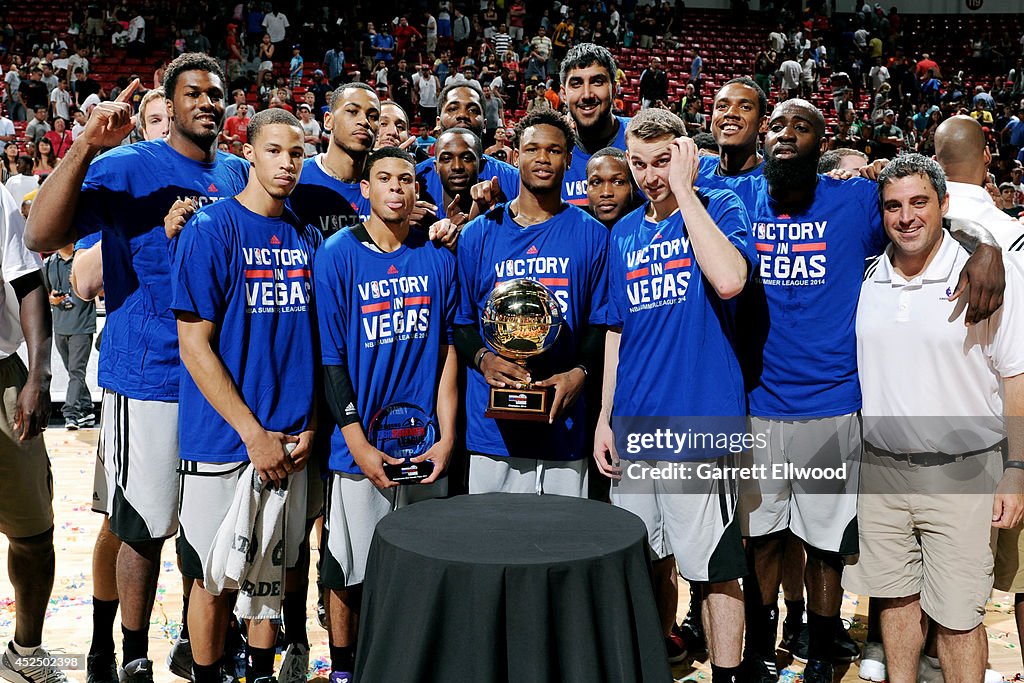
[526,27,552,81]
[70,110,87,140]
[297,105,321,157]
[424,11,438,55]
[323,41,346,86]
[307,70,332,117]
[973,84,995,111]
[262,4,290,58]
[492,23,512,59]
[689,47,704,96]
[0,114,13,144]
[553,16,575,62]
[508,0,527,42]
[25,108,51,145]
[373,24,396,63]
[223,89,249,120]
[258,34,275,85]
[915,52,940,79]
[414,64,441,126]
[415,127,436,156]
[1,144,18,184]
[43,243,97,430]
[394,17,422,59]
[639,56,668,109]
[19,67,49,114]
[44,119,73,159]
[49,77,72,122]
[67,47,89,77]
[452,8,471,48]
[34,138,57,176]
[374,61,391,99]
[779,51,802,100]
[221,102,251,145]
[5,156,38,204]
[127,11,146,55]
[682,98,706,136]
[971,99,994,126]
[72,69,100,108]
[39,63,57,94]
[289,45,304,89]
[482,84,504,147]
[800,48,816,97]
[225,23,242,83]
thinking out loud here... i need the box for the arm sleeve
[454,324,486,367]
[324,363,361,427]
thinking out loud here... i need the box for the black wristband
[1005,460,1024,472]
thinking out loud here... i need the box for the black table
[355,493,671,683]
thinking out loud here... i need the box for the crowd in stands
[1,0,1024,214]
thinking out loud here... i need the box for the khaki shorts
[994,526,1024,593]
[843,445,1001,631]
[0,354,53,538]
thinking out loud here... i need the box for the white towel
[204,464,289,620]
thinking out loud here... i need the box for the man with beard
[25,53,250,683]
[288,82,379,237]
[559,44,630,207]
[698,99,1005,683]
[414,81,519,224]
[454,108,608,497]
[374,101,417,157]
[419,127,482,221]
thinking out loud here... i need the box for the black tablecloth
[355,493,671,683]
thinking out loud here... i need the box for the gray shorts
[468,454,587,497]
[321,472,446,589]
[738,414,860,554]
[177,460,309,582]
[612,458,746,583]
[100,390,180,541]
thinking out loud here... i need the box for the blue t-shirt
[561,115,630,206]
[698,173,886,418]
[74,232,102,251]
[608,193,755,431]
[73,139,250,401]
[455,203,610,460]
[698,154,764,179]
[170,199,321,462]
[314,228,458,474]
[289,154,370,237]
[416,154,520,219]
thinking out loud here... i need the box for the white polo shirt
[0,184,43,359]
[857,232,1024,454]
[946,181,1024,252]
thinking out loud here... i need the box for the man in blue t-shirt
[25,53,250,683]
[414,81,520,228]
[558,43,631,207]
[699,76,769,180]
[288,82,379,237]
[585,146,637,229]
[417,127,482,222]
[170,109,319,683]
[699,99,1006,683]
[314,147,458,683]
[455,108,609,497]
[593,108,753,679]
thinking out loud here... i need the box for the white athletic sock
[10,641,39,656]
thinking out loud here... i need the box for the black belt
[865,439,1007,467]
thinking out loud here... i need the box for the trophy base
[486,385,552,421]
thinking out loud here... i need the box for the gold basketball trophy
[481,279,564,421]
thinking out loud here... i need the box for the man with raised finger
[847,154,1024,683]
[414,81,519,225]
[455,109,608,496]
[24,53,249,683]
[314,147,458,683]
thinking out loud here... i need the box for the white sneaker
[0,642,69,683]
[858,641,886,682]
[277,643,309,683]
[984,669,1004,683]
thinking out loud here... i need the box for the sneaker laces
[7,647,70,683]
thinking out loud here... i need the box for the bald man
[935,115,1024,250]
[938,115,1024,670]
